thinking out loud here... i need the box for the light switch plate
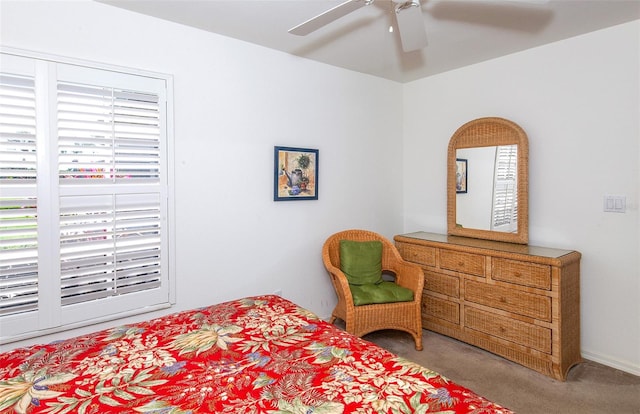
[603,195,626,213]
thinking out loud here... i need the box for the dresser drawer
[466,307,552,354]
[493,258,551,290]
[423,294,460,324]
[396,242,436,266]
[465,280,551,321]
[424,270,459,298]
[440,250,485,276]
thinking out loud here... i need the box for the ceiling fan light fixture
[393,0,420,12]
[394,0,428,52]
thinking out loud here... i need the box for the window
[491,144,517,232]
[0,51,174,343]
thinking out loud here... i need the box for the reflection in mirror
[456,145,518,233]
[447,117,528,244]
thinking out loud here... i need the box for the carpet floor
[362,328,640,413]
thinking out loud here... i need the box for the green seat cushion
[349,281,414,306]
[339,240,383,285]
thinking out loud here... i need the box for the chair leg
[412,326,423,351]
[414,334,423,351]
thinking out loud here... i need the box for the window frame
[0,47,176,345]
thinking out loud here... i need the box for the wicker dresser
[394,231,581,381]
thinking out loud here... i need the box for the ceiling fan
[289,0,428,53]
[288,0,551,53]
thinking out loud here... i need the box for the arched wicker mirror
[447,117,529,244]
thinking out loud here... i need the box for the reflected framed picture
[274,146,319,201]
[456,158,467,194]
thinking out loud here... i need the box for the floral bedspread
[0,295,513,413]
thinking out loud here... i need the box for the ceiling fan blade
[289,0,369,36]
[395,1,428,52]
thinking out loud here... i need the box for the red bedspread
[0,295,512,413]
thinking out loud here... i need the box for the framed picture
[456,158,467,194]
[274,146,319,201]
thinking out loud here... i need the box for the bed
[0,295,512,413]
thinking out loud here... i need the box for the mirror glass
[447,118,529,244]
[456,145,518,232]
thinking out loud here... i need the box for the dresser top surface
[397,232,576,259]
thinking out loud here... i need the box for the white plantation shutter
[59,194,162,306]
[0,75,37,180]
[0,71,39,317]
[491,145,518,232]
[56,73,164,311]
[57,82,161,182]
[0,50,173,342]
[0,198,38,316]
[112,195,162,293]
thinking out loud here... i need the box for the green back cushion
[339,239,414,306]
[339,240,383,285]
[349,281,414,306]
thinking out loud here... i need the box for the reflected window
[491,145,517,232]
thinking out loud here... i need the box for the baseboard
[582,350,640,377]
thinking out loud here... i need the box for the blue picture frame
[274,146,319,201]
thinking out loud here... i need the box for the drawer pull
[500,297,507,303]
[458,261,464,267]
[514,272,522,278]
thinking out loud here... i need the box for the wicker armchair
[322,229,424,350]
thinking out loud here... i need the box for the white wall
[403,21,640,375]
[0,0,404,349]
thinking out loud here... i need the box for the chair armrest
[324,261,355,307]
[387,260,424,293]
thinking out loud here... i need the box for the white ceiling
[96,0,640,83]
